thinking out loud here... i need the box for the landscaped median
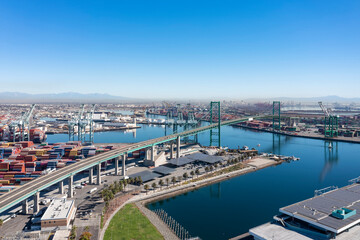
[104,203,164,240]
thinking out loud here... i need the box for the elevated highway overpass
[0,116,265,214]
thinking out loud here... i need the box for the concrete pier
[96,164,101,185]
[22,199,28,215]
[176,136,181,158]
[122,154,127,177]
[89,167,94,184]
[68,175,73,198]
[33,192,40,214]
[59,181,64,194]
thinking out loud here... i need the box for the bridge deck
[0,116,260,213]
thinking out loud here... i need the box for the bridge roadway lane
[0,117,255,213]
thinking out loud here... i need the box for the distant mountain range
[246,95,360,103]
[0,92,131,103]
[0,92,359,103]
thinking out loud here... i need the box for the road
[0,117,257,214]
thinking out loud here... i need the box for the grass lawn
[104,203,164,240]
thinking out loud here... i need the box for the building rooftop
[187,153,224,164]
[169,153,224,166]
[280,183,360,234]
[152,166,176,175]
[129,170,161,182]
[41,198,74,221]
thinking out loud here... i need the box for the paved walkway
[135,202,179,240]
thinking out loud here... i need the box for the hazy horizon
[1,1,359,99]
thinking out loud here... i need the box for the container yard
[0,140,115,193]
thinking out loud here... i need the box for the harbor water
[46,122,360,239]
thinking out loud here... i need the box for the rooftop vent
[332,208,356,219]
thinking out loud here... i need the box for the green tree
[205,166,209,173]
[151,182,157,191]
[171,177,176,185]
[123,179,128,191]
[177,176,182,182]
[183,172,188,180]
[190,171,195,179]
[210,166,214,172]
[144,184,149,194]
[195,169,200,177]
[158,179,164,189]
[79,231,92,240]
[166,178,170,186]
[138,176,143,185]
[69,225,77,240]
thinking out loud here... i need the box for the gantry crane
[318,101,338,138]
[9,104,36,142]
[68,104,96,143]
[20,104,36,141]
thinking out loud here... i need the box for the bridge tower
[210,101,221,147]
[272,101,281,131]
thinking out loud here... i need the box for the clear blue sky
[1,0,359,99]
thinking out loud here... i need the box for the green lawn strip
[104,203,164,240]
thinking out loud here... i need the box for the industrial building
[250,180,360,239]
[40,198,76,231]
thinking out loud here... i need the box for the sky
[0,0,359,100]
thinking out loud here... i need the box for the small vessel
[257,144,261,147]
[329,142,333,149]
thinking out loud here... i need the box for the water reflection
[123,128,137,138]
[320,141,339,181]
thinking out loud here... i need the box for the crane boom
[318,102,330,117]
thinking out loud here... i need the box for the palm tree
[151,182,157,191]
[144,184,149,194]
[166,178,170,186]
[195,169,200,177]
[138,176,143,186]
[205,166,209,173]
[177,176,182,183]
[171,177,176,185]
[159,179,164,189]
[210,165,214,172]
[183,172,188,180]
[190,171,195,179]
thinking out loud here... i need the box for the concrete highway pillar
[151,145,155,162]
[176,136,181,158]
[89,167,94,184]
[122,154,127,177]
[96,163,101,185]
[33,192,40,214]
[145,148,150,161]
[59,181,64,194]
[115,157,119,175]
[170,143,174,159]
[22,199,29,215]
[68,175,73,198]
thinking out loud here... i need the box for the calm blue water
[47,123,360,240]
